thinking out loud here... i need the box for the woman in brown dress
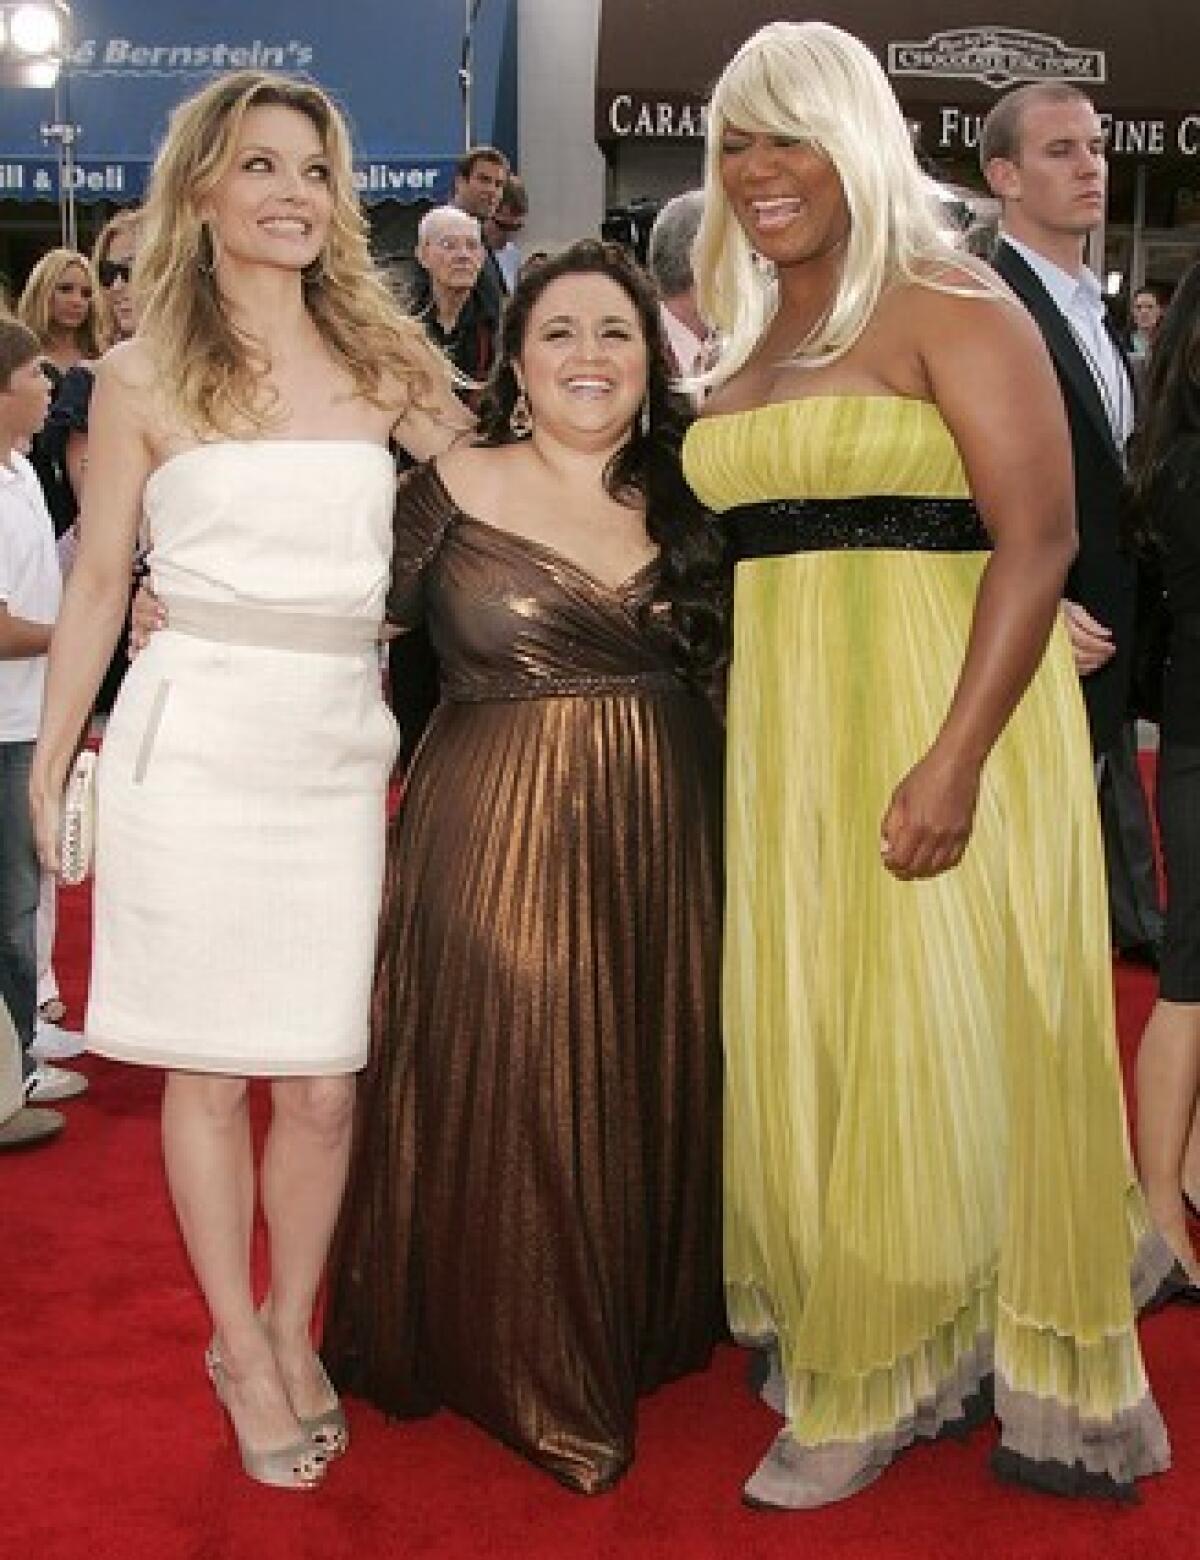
[323,240,727,1493]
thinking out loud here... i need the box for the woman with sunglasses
[92,210,140,354]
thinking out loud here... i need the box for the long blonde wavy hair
[134,70,447,435]
[15,247,99,359]
[694,21,993,389]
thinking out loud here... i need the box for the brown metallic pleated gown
[323,464,725,1494]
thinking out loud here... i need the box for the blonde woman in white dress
[30,72,466,1490]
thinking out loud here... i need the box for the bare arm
[881,284,1077,879]
[0,607,53,659]
[391,378,474,463]
[30,345,155,867]
[65,427,88,510]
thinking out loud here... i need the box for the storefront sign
[595,1,1199,161]
[887,28,1104,89]
[0,0,515,205]
[924,105,1200,158]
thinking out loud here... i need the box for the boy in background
[0,318,86,1107]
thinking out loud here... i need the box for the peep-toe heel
[204,1342,327,1490]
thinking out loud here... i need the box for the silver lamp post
[0,3,76,247]
[459,0,486,150]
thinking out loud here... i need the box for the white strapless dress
[86,441,399,1075]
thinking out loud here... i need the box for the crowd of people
[0,15,1196,1513]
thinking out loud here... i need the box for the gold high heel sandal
[257,1306,349,1458]
[295,1356,349,1459]
[204,1342,328,1490]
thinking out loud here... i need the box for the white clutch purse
[58,749,97,886]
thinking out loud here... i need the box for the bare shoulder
[94,337,158,395]
[886,265,1042,360]
[435,438,510,497]
[698,371,762,419]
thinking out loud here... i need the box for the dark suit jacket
[990,240,1137,756]
[475,247,507,328]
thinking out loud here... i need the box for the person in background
[1128,284,1165,366]
[0,318,87,1108]
[35,211,142,536]
[410,205,494,396]
[983,84,1164,971]
[91,210,140,354]
[646,189,710,383]
[1129,259,1200,1281]
[15,249,97,385]
[685,19,1172,1508]
[0,990,63,1148]
[450,144,510,325]
[31,210,144,742]
[483,173,528,292]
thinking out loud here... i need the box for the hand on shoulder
[390,370,474,463]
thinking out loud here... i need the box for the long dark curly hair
[477,239,728,683]
[1129,259,1200,534]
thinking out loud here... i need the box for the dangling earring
[639,398,651,437]
[509,388,534,438]
[197,222,217,277]
[301,252,326,287]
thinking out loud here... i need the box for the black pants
[1100,721,1164,952]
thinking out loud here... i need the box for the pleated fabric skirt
[723,549,1171,1496]
[324,689,725,1493]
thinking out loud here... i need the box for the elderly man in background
[411,205,495,396]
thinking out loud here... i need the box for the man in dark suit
[982,83,1163,962]
[450,144,511,328]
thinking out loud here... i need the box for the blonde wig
[91,208,142,351]
[134,70,447,435]
[15,247,99,359]
[694,21,993,388]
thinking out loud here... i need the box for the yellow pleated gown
[683,395,1172,1496]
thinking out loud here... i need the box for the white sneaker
[24,1062,88,1104]
[29,1018,85,1062]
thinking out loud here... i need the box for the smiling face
[49,262,93,335]
[199,103,332,277]
[718,127,850,270]
[986,98,1107,249]
[515,271,648,449]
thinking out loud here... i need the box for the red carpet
[4,880,1197,1560]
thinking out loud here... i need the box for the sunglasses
[98,259,133,287]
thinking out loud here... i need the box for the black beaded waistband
[726,496,992,559]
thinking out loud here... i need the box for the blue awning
[0,0,516,204]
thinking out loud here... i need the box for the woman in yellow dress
[682,20,1175,1508]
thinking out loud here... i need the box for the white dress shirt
[1001,235,1133,451]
